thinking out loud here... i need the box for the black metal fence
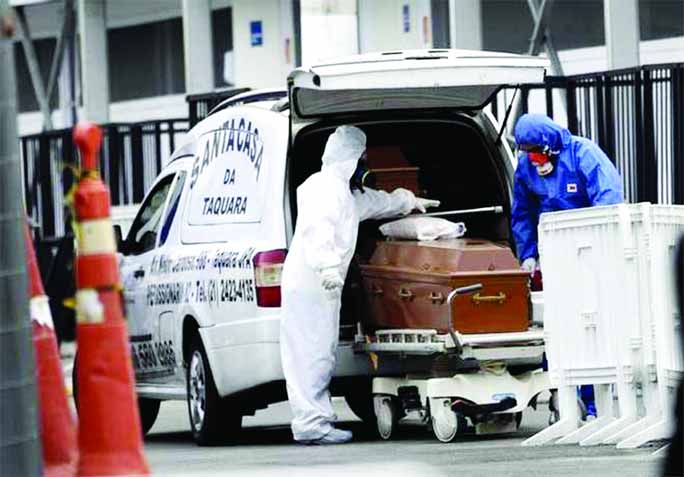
[20,118,189,239]
[21,63,684,240]
[187,87,250,128]
[492,63,684,205]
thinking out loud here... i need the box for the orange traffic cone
[26,223,78,477]
[72,122,149,477]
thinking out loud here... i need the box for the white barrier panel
[522,203,684,448]
[618,206,684,449]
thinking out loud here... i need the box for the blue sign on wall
[402,4,410,33]
[250,21,263,47]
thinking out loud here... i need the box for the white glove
[319,268,344,299]
[414,197,440,213]
[521,257,537,274]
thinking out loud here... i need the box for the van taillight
[253,249,287,307]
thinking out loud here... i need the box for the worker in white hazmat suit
[280,125,440,444]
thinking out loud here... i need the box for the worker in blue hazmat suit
[280,125,439,444]
[511,113,624,421]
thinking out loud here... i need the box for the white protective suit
[280,125,436,441]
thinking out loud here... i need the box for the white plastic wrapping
[379,216,466,241]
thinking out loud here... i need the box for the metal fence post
[674,65,684,205]
[595,75,607,154]
[521,87,529,115]
[545,81,554,119]
[566,80,579,135]
[38,134,55,237]
[603,73,616,162]
[105,125,121,206]
[130,124,144,203]
[636,68,658,203]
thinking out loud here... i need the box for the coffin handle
[371,284,384,296]
[397,287,414,300]
[471,292,507,305]
[428,292,445,304]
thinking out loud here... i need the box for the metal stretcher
[353,284,552,442]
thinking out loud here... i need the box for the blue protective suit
[511,114,624,261]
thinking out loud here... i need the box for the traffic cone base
[25,223,79,477]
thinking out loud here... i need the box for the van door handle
[134,268,145,279]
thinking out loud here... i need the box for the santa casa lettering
[190,117,265,188]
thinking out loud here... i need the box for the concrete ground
[144,398,666,477]
[60,342,666,476]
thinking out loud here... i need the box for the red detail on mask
[528,152,550,166]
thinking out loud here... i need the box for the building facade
[12,0,684,136]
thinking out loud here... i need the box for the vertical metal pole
[38,134,55,237]
[604,73,616,163]
[0,1,43,475]
[131,124,144,203]
[521,87,529,115]
[674,65,684,205]
[545,81,554,119]
[154,122,162,176]
[595,75,607,153]
[106,126,121,206]
[641,68,657,203]
[566,80,578,135]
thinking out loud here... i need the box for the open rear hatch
[288,49,548,121]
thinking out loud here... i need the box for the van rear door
[288,49,547,122]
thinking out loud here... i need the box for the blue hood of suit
[514,113,572,152]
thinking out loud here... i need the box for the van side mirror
[113,225,124,253]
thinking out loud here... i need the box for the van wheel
[186,334,242,445]
[72,352,161,437]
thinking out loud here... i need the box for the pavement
[60,342,667,477]
[144,398,666,477]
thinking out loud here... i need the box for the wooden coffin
[359,239,530,334]
[366,145,420,195]
[370,167,420,195]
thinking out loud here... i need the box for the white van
[113,49,548,445]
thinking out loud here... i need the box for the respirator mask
[523,145,556,176]
[350,153,373,193]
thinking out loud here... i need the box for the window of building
[107,18,185,102]
[212,7,234,88]
[431,0,450,48]
[481,0,604,54]
[14,38,57,113]
[640,0,684,41]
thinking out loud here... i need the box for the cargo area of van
[289,115,523,341]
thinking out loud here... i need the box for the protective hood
[514,113,572,152]
[321,125,366,181]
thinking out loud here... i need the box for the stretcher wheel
[430,397,460,443]
[374,395,398,440]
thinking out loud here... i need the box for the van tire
[72,352,161,437]
[186,334,242,446]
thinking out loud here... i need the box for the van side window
[159,172,186,247]
[124,174,175,256]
